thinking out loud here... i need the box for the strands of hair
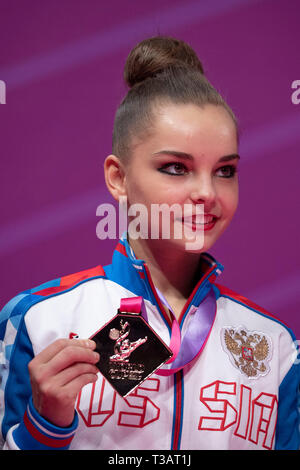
[112,36,238,161]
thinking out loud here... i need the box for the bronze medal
[90,308,173,397]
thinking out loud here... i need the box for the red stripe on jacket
[23,411,74,448]
[215,283,289,328]
[34,265,105,297]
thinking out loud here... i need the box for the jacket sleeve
[0,295,78,450]
[275,331,300,450]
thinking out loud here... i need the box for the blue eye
[158,162,188,176]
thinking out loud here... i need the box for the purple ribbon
[120,287,217,376]
[155,288,216,375]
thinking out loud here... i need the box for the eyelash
[158,162,237,178]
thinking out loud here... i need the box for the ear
[104,154,127,202]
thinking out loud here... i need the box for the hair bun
[124,36,204,88]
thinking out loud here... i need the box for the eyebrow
[152,150,240,163]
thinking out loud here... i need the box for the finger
[32,338,96,365]
[34,372,99,427]
[45,372,99,407]
[62,372,99,398]
[43,345,100,378]
[51,362,99,388]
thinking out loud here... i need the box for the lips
[182,214,219,225]
[180,213,219,233]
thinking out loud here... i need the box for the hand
[28,338,99,428]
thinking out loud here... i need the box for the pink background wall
[1,0,299,336]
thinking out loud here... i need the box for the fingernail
[94,352,100,361]
[84,339,96,348]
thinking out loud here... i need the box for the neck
[128,237,202,316]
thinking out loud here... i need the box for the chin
[165,237,207,255]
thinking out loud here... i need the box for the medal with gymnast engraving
[90,307,173,397]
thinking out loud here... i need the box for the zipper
[142,261,218,327]
[142,263,173,330]
[172,370,184,450]
[178,264,218,326]
[142,263,182,449]
[141,260,219,450]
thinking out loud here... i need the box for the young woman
[0,36,299,451]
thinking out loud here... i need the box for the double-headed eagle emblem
[221,326,272,379]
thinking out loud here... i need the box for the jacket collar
[104,233,224,326]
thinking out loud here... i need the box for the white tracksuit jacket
[0,236,299,450]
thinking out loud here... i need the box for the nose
[189,173,216,209]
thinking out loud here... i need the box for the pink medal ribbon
[119,288,216,376]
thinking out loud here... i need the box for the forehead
[159,103,236,144]
[136,103,238,156]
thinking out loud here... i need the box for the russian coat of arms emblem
[221,326,272,379]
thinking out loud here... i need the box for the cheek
[126,176,186,206]
[124,175,149,205]
[218,183,239,217]
[126,183,157,207]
